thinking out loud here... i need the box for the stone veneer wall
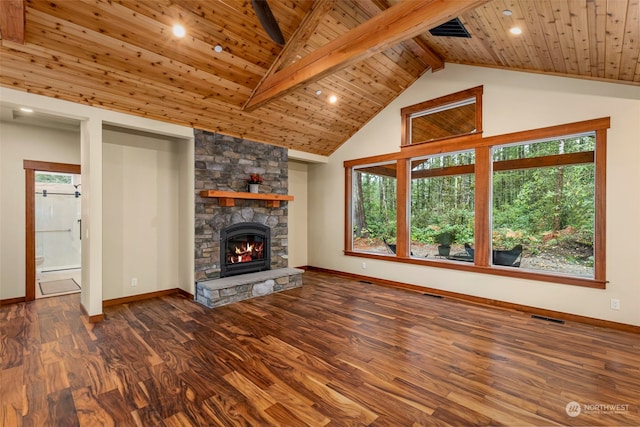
[194,130,289,281]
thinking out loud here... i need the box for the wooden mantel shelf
[200,190,294,207]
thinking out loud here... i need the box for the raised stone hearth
[196,268,303,308]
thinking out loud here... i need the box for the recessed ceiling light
[315,90,322,96]
[172,24,186,38]
[510,27,522,35]
[214,44,223,53]
[20,107,33,113]
[329,95,337,104]
[502,10,513,16]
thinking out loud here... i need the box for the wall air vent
[429,18,471,38]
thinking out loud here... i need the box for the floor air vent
[423,293,444,299]
[531,314,565,324]
[429,18,471,38]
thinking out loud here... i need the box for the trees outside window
[352,163,397,255]
[410,151,475,259]
[345,118,608,288]
[491,134,595,276]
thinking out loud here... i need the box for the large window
[491,134,595,277]
[351,162,397,255]
[410,151,475,259]
[344,118,609,288]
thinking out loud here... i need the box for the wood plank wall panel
[2,0,436,155]
[1,271,639,425]
[30,0,269,78]
[128,0,288,66]
[617,0,640,81]
[435,0,640,85]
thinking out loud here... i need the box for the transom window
[402,86,483,146]
[35,172,74,184]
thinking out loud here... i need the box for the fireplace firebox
[220,222,271,277]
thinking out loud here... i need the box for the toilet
[36,256,45,281]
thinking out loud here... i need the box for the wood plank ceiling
[0,0,638,156]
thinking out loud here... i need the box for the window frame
[408,150,476,260]
[350,161,399,256]
[344,117,609,289]
[490,133,596,275]
[401,86,483,147]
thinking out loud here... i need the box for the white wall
[0,121,80,300]
[308,64,640,326]
[178,134,195,295]
[288,160,308,268]
[102,127,183,300]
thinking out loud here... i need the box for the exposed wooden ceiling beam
[244,0,489,111]
[270,0,336,74]
[406,36,445,72]
[365,0,445,72]
[0,0,25,44]
[243,0,335,110]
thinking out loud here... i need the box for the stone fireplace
[193,130,302,308]
[194,130,289,281]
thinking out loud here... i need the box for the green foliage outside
[353,135,596,266]
[491,136,595,261]
[352,169,397,242]
[409,151,475,247]
[35,172,72,184]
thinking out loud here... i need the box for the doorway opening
[35,171,82,297]
[24,161,81,301]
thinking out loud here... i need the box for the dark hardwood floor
[1,271,639,426]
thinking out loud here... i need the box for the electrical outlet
[610,298,620,310]
[131,277,138,287]
[361,262,366,269]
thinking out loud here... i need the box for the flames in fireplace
[220,222,271,277]
[229,240,264,264]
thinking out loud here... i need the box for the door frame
[24,160,81,301]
